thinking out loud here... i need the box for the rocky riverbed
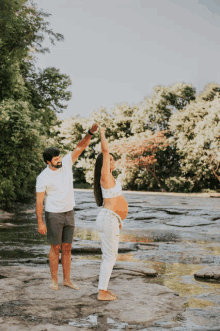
[1,190,220,330]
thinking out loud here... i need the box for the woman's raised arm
[100,127,110,179]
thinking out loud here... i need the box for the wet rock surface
[0,210,15,221]
[0,264,183,331]
[194,266,220,280]
[1,190,220,330]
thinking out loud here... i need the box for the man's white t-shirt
[36,152,75,213]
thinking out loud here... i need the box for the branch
[212,167,220,182]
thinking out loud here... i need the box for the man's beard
[51,162,62,169]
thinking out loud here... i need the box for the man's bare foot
[49,280,58,291]
[63,280,79,290]
[98,290,117,301]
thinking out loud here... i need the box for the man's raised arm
[71,122,99,164]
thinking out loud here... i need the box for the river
[1,190,220,330]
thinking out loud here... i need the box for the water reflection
[184,297,215,308]
[69,313,129,330]
[74,227,153,243]
[142,260,220,308]
[74,228,99,241]
[73,254,220,309]
[204,245,220,255]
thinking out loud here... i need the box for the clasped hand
[90,122,99,134]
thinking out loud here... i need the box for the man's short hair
[43,147,60,164]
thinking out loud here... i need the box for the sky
[33,0,220,121]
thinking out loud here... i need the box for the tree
[52,82,220,193]
[169,84,220,191]
[0,0,63,60]
[0,0,64,101]
[0,0,72,206]
[109,131,169,190]
[0,99,46,207]
[20,62,72,135]
[142,82,196,131]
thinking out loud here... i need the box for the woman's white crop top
[101,179,122,198]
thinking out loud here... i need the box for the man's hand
[90,122,99,134]
[38,222,47,235]
[72,122,99,163]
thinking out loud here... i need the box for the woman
[94,126,128,301]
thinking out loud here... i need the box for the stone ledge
[71,241,138,254]
[0,265,186,330]
[194,266,220,279]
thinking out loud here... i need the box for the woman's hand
[99,126,105,134]
[90,122,99,134]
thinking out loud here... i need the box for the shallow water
[1,191,220,330]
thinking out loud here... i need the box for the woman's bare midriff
[103,195,128,220]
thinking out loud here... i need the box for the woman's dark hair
[43,147,60,164]
[93,152,114,207]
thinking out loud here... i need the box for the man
[36,123,99,290]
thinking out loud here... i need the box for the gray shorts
[45,210,75,245]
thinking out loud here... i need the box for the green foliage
[0,99,46,207]
[0,0,63,60]
[20,62,72,135]
[164,176,195,193]
[0,0,64,101]
[142,83,196,131]
[0,0,72,207]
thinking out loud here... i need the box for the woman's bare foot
[106,290,118,298]
[97,290,117,301]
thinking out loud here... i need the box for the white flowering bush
[169,83,220,190]
[50,82,220,192]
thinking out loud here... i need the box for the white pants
[96,208,122,290]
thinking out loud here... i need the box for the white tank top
[101,179,122,198]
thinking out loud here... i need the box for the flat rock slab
[0,222,18,229]
[71,240,138,254]
[194,266,220,280]
[0,210,14,220]
[114,261,158,276]
[134,211,157,221]
[164,216,213,227]
[137,244,158,250]
[0,263,187,330]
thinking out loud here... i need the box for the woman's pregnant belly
[103,195,128,220]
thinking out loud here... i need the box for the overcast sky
[33,0,220,120]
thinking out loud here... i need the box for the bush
[164,176,195,193]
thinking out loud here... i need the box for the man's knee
[51,244,61,252]
[62,243,72,252]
